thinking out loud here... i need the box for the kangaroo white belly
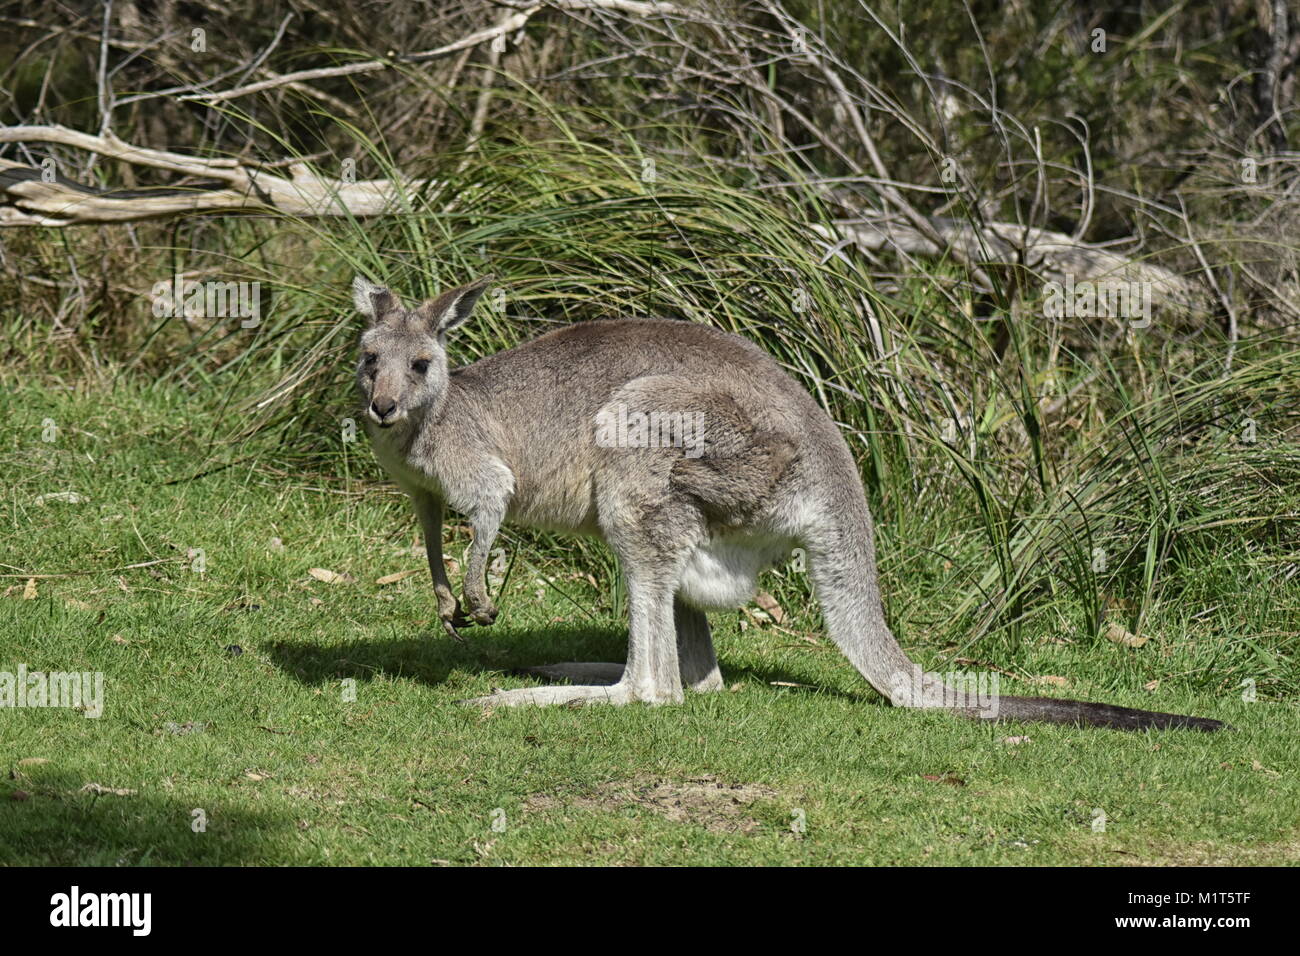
[370,433,429,493]
[676,532,791,610]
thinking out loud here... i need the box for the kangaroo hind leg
[514,597,721,693]
[461,473,699,708]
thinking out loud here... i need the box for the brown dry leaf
[21,578,37,600]
[17,758,50,767]
[308,568,354,585]
[1105,621,1149,648]
[244,770,271,782]
[1144,679,1160,692]
[1251,760,1280,777]
[999,736,1032,745]
[1104,595,1139,614]
[1033,675,1070,688]
[753,591,785,625]
[80,783,136,797]
[111,634,129,645]
[921,773,966,787]
[375,569,421,586]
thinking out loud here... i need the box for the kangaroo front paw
[468,602,499,626]
[460,593,499,627]
[436,587,461,622]
[433,587,468,641]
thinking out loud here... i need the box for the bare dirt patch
[524,774,779,833]
[1109,832,1300,866]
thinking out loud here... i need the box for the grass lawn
[1,379,1296,866]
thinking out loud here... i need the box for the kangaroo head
[352,275,492,427]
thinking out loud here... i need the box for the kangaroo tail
[804,498,1228,733]
[981,696,1225,731]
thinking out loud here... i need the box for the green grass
[1,377,1297,866]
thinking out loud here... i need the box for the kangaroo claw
[458,599,499,627]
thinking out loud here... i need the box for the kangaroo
[352,275,1225,731]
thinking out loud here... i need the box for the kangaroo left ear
[415,276,494,340]
[353,275,398,322]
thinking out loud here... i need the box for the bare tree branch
[183,0,686,105]
[0,126,436,225]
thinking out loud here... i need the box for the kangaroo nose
[371,399,397,420]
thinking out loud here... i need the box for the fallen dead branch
[0,125,437,225]
[814,217,1211,316]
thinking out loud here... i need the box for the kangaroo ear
[415,276,493,339]
[352,275,397,321]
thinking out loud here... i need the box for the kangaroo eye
[363,352,378,365]
[411,359,430,375]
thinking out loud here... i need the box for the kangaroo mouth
[367,409,405,428]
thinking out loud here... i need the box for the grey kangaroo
[353,274,1224,731]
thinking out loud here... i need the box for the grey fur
[353,275,1224,731]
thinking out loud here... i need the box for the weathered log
[0,126,437,225]
[815,218,1209,316]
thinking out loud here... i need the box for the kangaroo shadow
[267,621,868,703]
[0,771,287,866]
[268,622,620,689]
